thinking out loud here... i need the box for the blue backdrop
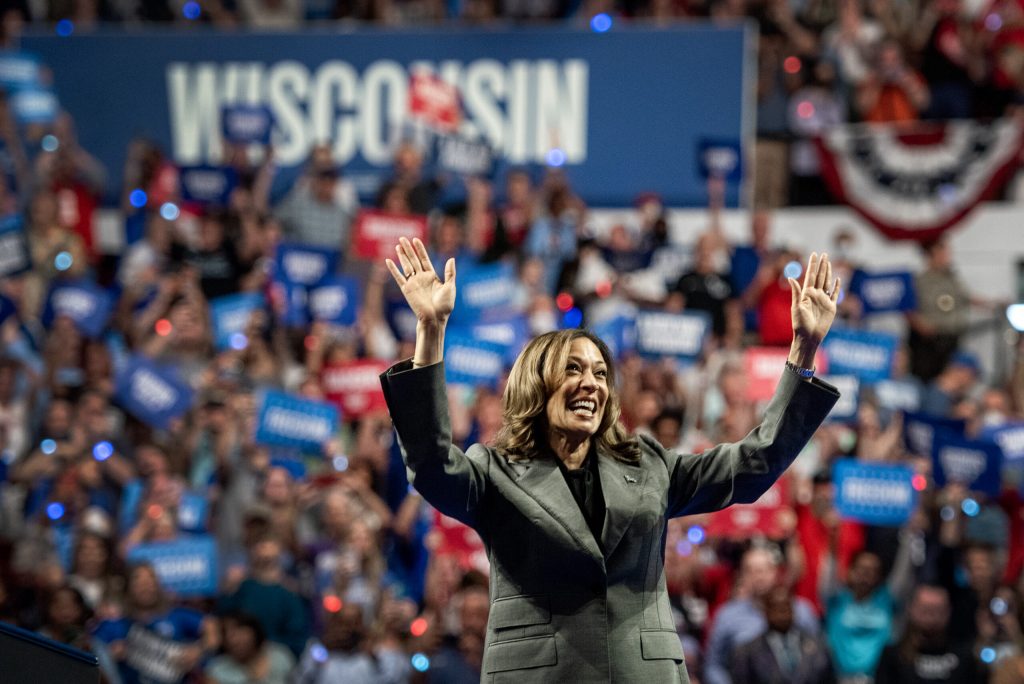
[21,26,752,207]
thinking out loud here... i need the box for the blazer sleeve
[380,359,489,530]
[648,369,839,518]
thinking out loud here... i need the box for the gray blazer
[380,360,839,684]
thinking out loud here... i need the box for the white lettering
[264,405,331,441]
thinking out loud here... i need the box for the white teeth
[568,399,596,415]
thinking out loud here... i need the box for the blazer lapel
[597,449,647,559]
[514,456,604,562]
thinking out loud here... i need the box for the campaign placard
[983,423,1024,467]
[222,104,274,145]
[435,134,494,177]
[408,71,461,132]
[209,292,264,350]
[932,432,1003,496]
[697,138,743,183]
[275,242,338,287]
[444,330,506,389]
[271,280,309,328]
[470,315,530,365]
[43,280,115,338]
[451,261,518,324]
[823,328,897,384]
[353,210,429,261]
[126,535,218,597]
[590,315,637,362]
[743,347,823,402]
[308,276,360,326]
[833,459,916,526]
[873,378,922,413]
[114,356,195,430]
[255,390,339,452]
[635,310,709,362]
[321,359,390,420]
[386,297,418,341]
[904,412,965,458]
[0,53,42,90]
[821,374,860,423]
[706,478,790,539]
[178,165,238,206]
[851,271,916,315]
[0,215,30,277]
[10,87,57,124]
[177,491,209,532]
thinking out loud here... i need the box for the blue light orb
[93,441,114,462]
[980,647,996,664]
[939,505,955,522]
[41,439,57,455]
[333,455,349,472]
[183,1,202,19]
[687,525,705,544]
[41,135,59,152]
[229,333,248,351]
[160,202,180,221]
[54,251,73,271]
[562,307,583,328]
[961,498,980,517]
[311,644,328,663]
[411,653,430,672]
[675,540,692,557]
[783,260,803,280]
[590,13,612,32]
[46,502,65,520]
[129,189,148,208]
[56,19,74,37]
[545,148,566,167]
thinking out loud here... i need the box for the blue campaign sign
[983,423,1024,467]
[10,87,58,124]
[873,378,921,413]
[114,355,195,430]
[23,27,751,207]
[0,294,14,326]
[904,412,965,458]
[127,535,218,597]
[833,459,917,526]
[177,491,208,532]
[451,261,519,324]
[119,480,144,532]
[0,215,30,277]
[435,133,495,178]
[932,432,1003,496]
[209,292,264,350]
[178,165,238,206]
[222,104,274,145]
[851,271,916,315]
[387,297,418,341]
[273,280,309,328]
[308,276,360,326]
[697,138,743,183]
[444,330,506,389]
[821,374,860,423]
[469,315,529,365]
[255,390,339,452]
[43,280,114,338]
[0,52,42,90]
[590,315,637,361]
[635,310,709,361]
[823,328,898,384]
[275,243,338,287]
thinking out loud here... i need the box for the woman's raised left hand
[788,252,840,346]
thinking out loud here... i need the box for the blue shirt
[94,607,204,684]
[825,586,895,676]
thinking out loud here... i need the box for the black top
[557,448,606,550]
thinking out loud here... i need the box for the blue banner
[697,138,743,183]
[833,459,917,526]
[209,292,264,350]
[126,535,218,597]
[308,276,360,326]
[255,390,339,452]
[179,165,238,206]
[23,27,751,207]
[932,432,1003,496]
[904,412,965,458]
[275,243,338,287]
[872,378,922,413]
[444,330,506,389]
[10,87,57,124]
[983,423,1024,467]
[387,297,418,341]
[273,281,309,327]
[43,280,114,338]
[0,215,30,277]
[635,310,709,361]
[0,52,42,90]
[469,315,529,365]
[451,261,519,324]
[177,491,208,532]
[114,355,195,430]
[590,315,637,361]
[822,375,860,423]
[222,104,274,145]
[823,328,898,384]
[851,270,916,315]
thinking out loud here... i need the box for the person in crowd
[275,154,358,250]
[856,38,931,123]
[205,610,296,684]
[907,236,973,382]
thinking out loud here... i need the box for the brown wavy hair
[493,329,640,463]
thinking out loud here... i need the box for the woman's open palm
[788,252,840,344]
[385,237,456,326]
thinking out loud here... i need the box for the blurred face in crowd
[435,215,465,254]
[44,399,74,439]
[249,538,283,582]
[740,548,779,599]
[128,566,161,612]
[30,191,59,229]
[48,587,85,629]
[545,337,610,445]
[653,414,682,449]
[73,534,109,579]
[964,546,998,592]
[507,171,532,205]
[323,603,366,652]
[847,551,883,599]
[263,467,293,506]
[312,170,337,204]
[909,586,951,637]
[394,143,422,178]
[199,216,225,250]
[223,617,260,663]
[926,238,953,269]
[460,586,490,637]
[764,586,794,633]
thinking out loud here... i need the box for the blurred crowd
[0,3,1019,684]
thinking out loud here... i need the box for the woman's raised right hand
[385,237,456,327]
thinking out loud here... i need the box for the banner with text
[126,535,218,597]
[635,310,710,362]
[932,432,1003,496]
[321,359,390,420]
[255,390,339,452]
[823,328,897,384]
[43,280,114,338]
[114,355,195,429]
[833,459,917,526]
[444,330,506,388]
[850,270,917,315]
[353,210,429,260]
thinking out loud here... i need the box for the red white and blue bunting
[815,118,1024,242]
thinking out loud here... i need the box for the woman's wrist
[413,319,446,367]
[787,335,819,371]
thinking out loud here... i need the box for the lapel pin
[624,475,637,484]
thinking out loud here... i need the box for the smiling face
[544,337,610,446]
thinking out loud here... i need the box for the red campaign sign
[353,210,429,260]
[430,510,487,571]
[408,72,461,132]
[705,478,793,540]
[743,346,829,402]
[321,360,390,420]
